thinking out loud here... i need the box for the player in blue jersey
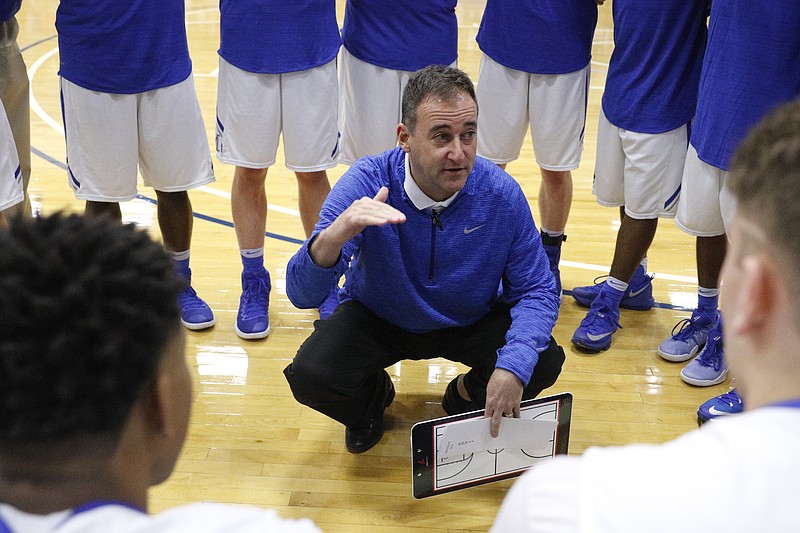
[284,66,565,454]
[55,0,217,332]
[0,213,322,532]
[475,0,603,298]
[664,1,800,420]
[0,0,30,219]
[570,0,709,352]
[216,1,341,339]
[338,0,458,165]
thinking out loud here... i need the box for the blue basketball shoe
[697,389,743,425]
[235,269,271,340]
[570,265,654,310]
[658,307,718,362]
[681,320,726,386]
[178,269,215,331]
[571,289,622,352]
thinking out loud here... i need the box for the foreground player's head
[722,98,800,407]
[0,213,191,512]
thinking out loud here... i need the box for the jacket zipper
[429,209,443,283]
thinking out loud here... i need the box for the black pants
[284,300,565,429]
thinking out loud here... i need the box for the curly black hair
[0,213,184,445]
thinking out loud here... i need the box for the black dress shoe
[441,374,480,415]
[345,422,384,454]
[345,374,396,454]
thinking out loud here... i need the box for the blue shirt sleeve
[495,180,560,385]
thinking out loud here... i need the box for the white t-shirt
[0,501,322,532]
[492,407,800,532]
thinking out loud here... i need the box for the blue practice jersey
[602,0,708,134]
[342,0,457,72]
[691,0,800,171]
[219,0,341,74]
[477,0,598,75]
[56,0,192,94]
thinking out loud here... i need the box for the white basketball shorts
[60,76,215,202]
[216,57,339,172]
[0,97,22,211]
[593,108,686,219]
[476,54,589,171]
[675,143,735,237]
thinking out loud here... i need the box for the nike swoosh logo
[628,285,649,297]
[586,331,613,342]
[707,406,735,417]
[464,225,485,234]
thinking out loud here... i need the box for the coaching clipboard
[410,392,572,499]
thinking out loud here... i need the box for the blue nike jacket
[286,147,558,385]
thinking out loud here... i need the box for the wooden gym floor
[15,1,728,531]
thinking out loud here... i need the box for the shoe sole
[572,292,654,311]
[570,337,611,353]
[657,343,702,362]
[681,368,728,387]
[235,323,271,340]
[182,318,216,331]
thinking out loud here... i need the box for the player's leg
[84,201,122,220]
[678,200,730,386]
[229,165,272,338]
[138,75,216,331]
[283,59,340,316]
[528,66,590,296]
[663,144,730,371]
[0,16,31,219]
[538,169,572,233]
[440,303,565,414]
[154,190,192,252]
[572,120,685,352]
[283,300,408,453]
[337,48,408,165]
[606,123,686,283]
[294,171,331,236]
[282,59,337,237]
[216,58,283,338]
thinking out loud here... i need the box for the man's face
[398,93,478,201]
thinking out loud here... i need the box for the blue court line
[21,34,57,52]
[132,195,304,245]
[24,35,692,313]
[32,146,303,245]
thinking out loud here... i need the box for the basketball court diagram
[412,393,571,498]
[433,398,559,490]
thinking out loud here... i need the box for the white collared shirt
[403,152,458,213]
